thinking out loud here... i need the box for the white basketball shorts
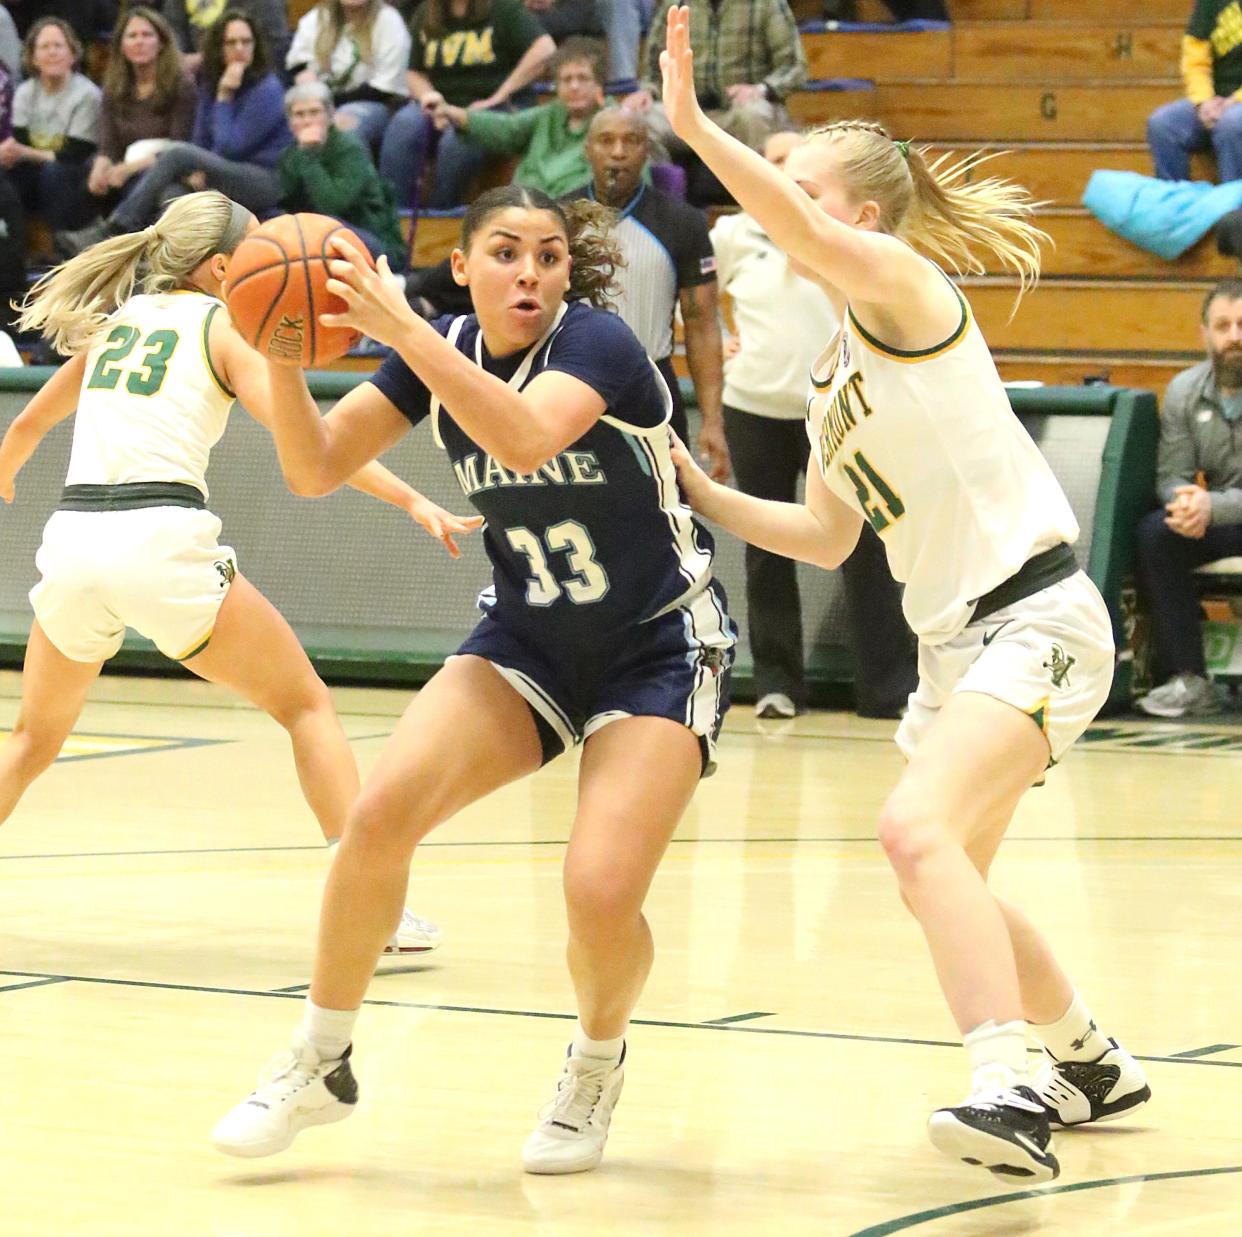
[30,507,237,663]
[895,571,1115,765]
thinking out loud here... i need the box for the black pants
[1135,507,1242,679]
[722,405,916,715]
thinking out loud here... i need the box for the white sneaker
[522,1045,626,1174]
[1136,673,1220,718]
[211,1034,358,1157]
[1033,1038,1152,1128]
[755,692,797,719]
[383,908,441,954]
[927,1084,1059,1183]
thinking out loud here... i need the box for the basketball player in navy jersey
[213,185,736,1173]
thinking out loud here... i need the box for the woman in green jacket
[278,80,405,267]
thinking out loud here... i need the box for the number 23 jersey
[806,284,1079,645]
[66,291,234,497]
[372,300,722,646]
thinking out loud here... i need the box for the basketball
[224,214,374,367]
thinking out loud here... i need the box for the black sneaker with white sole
[1033,1038,1152,1129]
[927,1084,1060,1183]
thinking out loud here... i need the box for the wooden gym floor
[1,670,1239,1236]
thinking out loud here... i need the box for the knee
[1136,507,1176,561]
[563,862,642,941]
[5,719,62,777]
[342,787,423,868]
[876,795,947,885]
[1146,101,1185,142]
[158,143,198,173]
[269,672,335,732]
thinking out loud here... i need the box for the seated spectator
[74,7,196,229]
[522,0,643,87]
[162,0,290,74]
[10,2,116,48]
[433,37,603,199]
[565,106,729,476]
[1136,278,1242,718]
[711,130,915,719]
[625,0,804,168]
[378,0,554,210]
[0,5,19,76]
[0,17,100,231]
[286,0,410,150]
[279,80,404,267]
[1149,1,1242,182]
[56,8,290,254]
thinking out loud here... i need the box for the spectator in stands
[74,7,196,229]
[1135,278,1242,718]
[0,6,20,77]
[0,17,100,231]
[625,0,804,166]
[278,80,404,266]
[1148,1,1242,182]
[521,0,643,88]
[286,0,410,149]
[711,129,915,719]
[55,9,290,255]
[10,2,116,48]
[567,105,729,476]
[379,0,554,210]
[162,0,290,74]
[432,37,603,199]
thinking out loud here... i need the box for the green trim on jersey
[202,303,237,399]
[847,288,969,361]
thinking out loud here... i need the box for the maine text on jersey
[813,369,874,472]
[453,449,607,497]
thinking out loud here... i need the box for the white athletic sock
[1034,991,1110,1063]
[572,1023,625,1063]
[301,999,358,1062]
[964,1018,1029,1096]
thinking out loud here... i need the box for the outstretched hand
[321,236,415,351]
[408,494,485,559]
[669,430,716,512]
[659,6,708,143]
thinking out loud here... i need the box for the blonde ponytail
[16,191,252,356]
[806,120,1048,297]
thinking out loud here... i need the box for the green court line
[2,834,1241,863]
[0,976,70,994]
[845,1165,1242,1237]
[1171,1044,1240,1059]
[0,968,1240,1072]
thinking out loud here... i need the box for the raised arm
[658,7,939,320]
[0,353,88,502]
[320,240,607,474]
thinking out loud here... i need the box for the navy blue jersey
[371,300,723,649]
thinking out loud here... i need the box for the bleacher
[12,0,1214,394]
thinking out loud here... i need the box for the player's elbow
[282,461,339,498]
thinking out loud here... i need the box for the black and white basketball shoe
[1032,1038,1151,1128]
[927,1084,1060,1183]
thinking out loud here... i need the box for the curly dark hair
[199,9,271,90]
[460,185,622,309]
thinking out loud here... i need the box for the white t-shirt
[286,5,410,97]
[710,211,838,420]
[12,73,101,153]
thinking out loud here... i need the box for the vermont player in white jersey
[0,192,478,953]
[659,7,1149,1184]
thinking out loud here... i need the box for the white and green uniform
[30,291,240,663]
[805,271,1114,760]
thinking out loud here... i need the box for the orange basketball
[224,214,374,367]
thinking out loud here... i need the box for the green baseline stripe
[846,1165,1242,1237]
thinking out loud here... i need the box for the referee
[564,108,730,480]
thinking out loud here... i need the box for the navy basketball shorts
[452,582,737,775]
